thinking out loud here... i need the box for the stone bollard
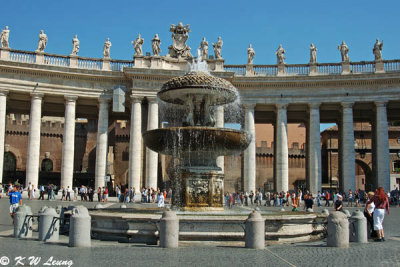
[349,210,368,243]
[14,205,33,238]
[38,207,59,242]
[343,209,351,218]
[159,210,179,248]
[322,209,329,215]
[69,206,91,247]
[245,211,265,249]
[327,211,349,247]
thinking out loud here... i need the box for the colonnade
[0,91,392,194]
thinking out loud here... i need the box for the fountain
[143,55,251,210]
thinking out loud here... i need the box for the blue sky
[1,0,398,131]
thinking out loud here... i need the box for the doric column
[0,91,8,184]
[145,97,159,190]
[60,96,77,190]
[215,106,224,172]
[340,102,356,192]
[307,103,322,195]
[373,101,390,191]
[129,97,142,197]
[275,103,289,193]
[94,97,110,189]
[243,104,256,193]
[26,93,43,188]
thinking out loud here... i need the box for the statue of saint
[309,43,317,64]
[276,44,286,64]
[247,44,255,64]
[71,34,80,56]
[151,34,161,56]
[103,38,112,58]
[131,34,144,56]
[36,30,48,52]
[373,39,383,61]
[212,37,223,59]
[166,22,192,58]
[200,37,208,60]
[0,26,10,48]
[338,41,349,62]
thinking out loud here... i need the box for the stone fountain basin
[142,127,251,156]
[158,87,238,105]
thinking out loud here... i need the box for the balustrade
[224,65,246,76]
[9,50,36,63]
[316,63,342,75]
[44,54,69,66]
[253,65,278,76]
[285,64,309,75]
[350,61,375,73]
[383,59,400,72]
[110,60,134,71]
[77,57,102,70]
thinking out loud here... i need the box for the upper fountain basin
[158,71,238,105]
[142,127,251,156]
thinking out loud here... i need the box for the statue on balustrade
[309,43,317,64]
[213,37,223,59]
[0,26,10,48]
[103,38,112,58]
[152,34,161,56]
[373,39,383,61]
[71,34,80,56]
[247,44,255,64]
[131,34,144,56]
[338,41,350,62]
[276,44,286,64]
[36,30,48,52]
[166,22,192,59]
[200,37,208,60]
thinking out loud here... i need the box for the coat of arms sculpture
[166,22,192,59]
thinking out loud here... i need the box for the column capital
[130,96,143,103]
[0,90,9,96]
[30,92,44,99]
[275,103,288,110]
[341,102,354,109]
[374,101,387,108]
[98,96,111,104]
[243,103,256,110]
[64,95,78,102]
[147,96,158,104]
[308,102,321,109]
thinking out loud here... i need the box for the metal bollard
[38,207,59,242]
[14,205,32,238]
[245,210,265,249]
[159,210,179,248]
[327,211,349,247]
[349,210,368,243]
[69,206,91,247]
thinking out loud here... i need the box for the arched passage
[355,159,373,192]
[4,152,16,172]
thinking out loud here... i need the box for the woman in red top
[368,187,390,242]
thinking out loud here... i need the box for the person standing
[335,195,343,212]
[364,192,376,238]
[66,186,71,201]
[39,185,44,200]
[97,187,102,202]
[347,190,353,207]
[249,191,254,205]
[368,187,390,242]
[9,185,22,225]
[325,191,330,207]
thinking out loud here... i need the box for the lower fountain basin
[142,127,251,156]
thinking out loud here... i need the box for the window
[393,160,400,173]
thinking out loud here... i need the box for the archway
[355,159,373,192]
[4,152,17,172]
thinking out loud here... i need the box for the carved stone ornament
[166,22,192,59]
[0,26,10,48]
[36,30,48,52]
[338,41,350,63]
[373,39,383,61]
[103,38,112,58]
[132,34,144,56]
[71,34,80,56]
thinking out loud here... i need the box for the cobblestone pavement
[0,198,399,267]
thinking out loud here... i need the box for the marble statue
[373,39,383,61]
[212,37,223,59]
[247,44,255,64]
[36,30,48,52]
[200,37,208,60]
[166,22,192,58]
[338,41,349,62]
[103,38,112,58]
[309,43,317,64]
[131,34,144,56]
[0,26,10,48]
[151,34,161,56]
[71,34,80,56]
[276,44,286,64]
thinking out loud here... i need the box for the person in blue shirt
[9,185,22,224]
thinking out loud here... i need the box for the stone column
[373,102,390,191]
[145,98,159,190]
[61,96,77,189]
[129,97,142,198]
[243,104,256,193]
[0,91,8,184]
[340,102,356,192]
[275,104,289,193]
[215,106,224,172]
[26,93,43,188]
[307,103,322,195]
[94,98,110,189]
